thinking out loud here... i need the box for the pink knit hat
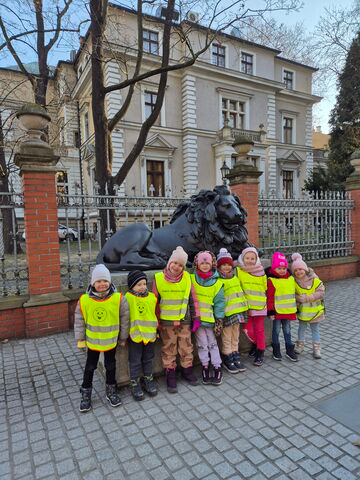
[291,252,309,273]
[216,248,233,267]
[194,251,216,268]
[238,247,259,265]
[271,251,288,269]
[167,246,188,268]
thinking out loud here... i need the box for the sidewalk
[1,277,360,480]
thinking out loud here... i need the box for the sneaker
[105,384,122,407]
[285,345,299,362]
[253,349,264,367]
[233,352,246,372]
[181,366,199,386]
[248,344,257,357]
[272,344,282,361]
[313,342,322,359]
[143,375,158,396]
[79,386,92,413]
[166,368,177,393]
[223,354,240,374]
[211,367,223,386]
[130,379,144,401]
[202,366,212,385]
[294,341,305,354]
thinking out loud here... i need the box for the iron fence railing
[258,191,354,260]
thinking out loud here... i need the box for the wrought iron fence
[0,191,28,296]
[57,194,188,290]
[258,191,354,260]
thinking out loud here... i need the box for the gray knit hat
[91,264,111,286]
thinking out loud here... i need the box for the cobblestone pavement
[1,278,360,480]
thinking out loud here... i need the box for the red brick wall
[24,303,70,338]
[0,308,25,339]
[231,183,259,245]
[311,260,359,282]
[350,190,360,256]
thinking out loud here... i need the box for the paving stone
[332,467,357,480]
[236,460,257,478]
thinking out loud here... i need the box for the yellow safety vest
[191,274,223,325]
[271,277,297,314]
[80,292,121,352]
[237,268,267,310]
[222,276,248,316]
[126,292,158,344]
[155,271,191,321]
[295,278,325,322]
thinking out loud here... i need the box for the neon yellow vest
[80,292,121,351]
[295,278,325,321]
[271,277,297,314]
[191,274,223,325]
[126,292,158,343]
[237,268,267,310]
[222,276,248,316]
[155,271,191,321]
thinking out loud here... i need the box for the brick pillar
[346,152,360,268]
[227,163,262,246]
[14,106,69,337]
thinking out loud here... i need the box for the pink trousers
[244,316,266,350]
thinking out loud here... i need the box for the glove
[118,339,126,348]
[214,318,223,337]
[191,318,201,333]
[77,340,86,349]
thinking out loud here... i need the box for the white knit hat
[291,253,309,273]
[91,264,111,286]
[167,246,188,268]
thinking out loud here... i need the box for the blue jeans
[298,321,320,342]
[272,319,292,347]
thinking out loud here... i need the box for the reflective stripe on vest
[155,271,191,321]
[236,268,267,310]
[295,278,325,321]
[191,274,223,325]
[222,276,248,315]
[125,292,158,343]
[271,276,297,314]
[80,292,121,351]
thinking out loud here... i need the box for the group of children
[74,246,325,412]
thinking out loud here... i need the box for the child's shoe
[272,344,282,361]
[253,349,264,367]
[313,342,322,359]
[181,366,199,385]
[233,352,246,372]
[285,345,299,362]
[211,367,223,386]
[248,343,257,357]
[130,379,144,401]
[202,366,212,385]
[294,341,305,354]
[143,375,158,396]
[106,384,122,407]
[79,386,92,413]
[223,354,239,374]
[166,368,177,393]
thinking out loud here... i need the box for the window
[147,160,164,197]
[283,117,293,144]
[83,112,89,140]
[212,43,226,67]
[283,70,294,89]
[144,90,161,125]
[241,52,254,74]
[143,29,159,54]
[74,131,80,148]
[282,170,294,199]
[222,98,245,129]
[56,171,69,195]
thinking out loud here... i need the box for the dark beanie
[127,270,147,289]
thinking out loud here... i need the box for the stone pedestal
[346,151,360,267]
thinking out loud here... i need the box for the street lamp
[220,160,230,185]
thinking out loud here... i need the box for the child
[266,252,298,362]
[74,264,128,412]
[153,246,199,393]
[191,251,225,385]
[291,253,325,359]
[237,247,267,366]
[125,270,158,401]
[216,248,248,373]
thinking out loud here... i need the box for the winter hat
[194,251,216,268]
[238,247,259,265]
[291,253,309,273]
[127,270,147,289]
[167,246,188,268]
[216,248,233,267]
[271,251,288,270]
[91,264,111,286]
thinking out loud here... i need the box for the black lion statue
[96,185,250,271]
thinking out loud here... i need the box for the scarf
[163,266,184,283]
[196,269,213,280]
